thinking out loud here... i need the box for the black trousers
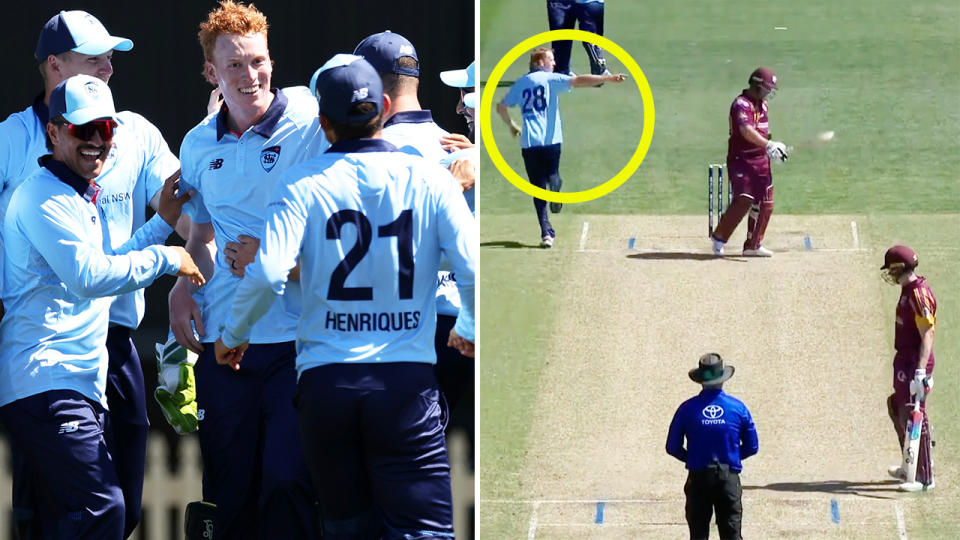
[684,464,742,540]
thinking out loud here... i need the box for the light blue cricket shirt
[179,87,329,344]
[500,70,573,148]
[0,95,180,329]
[220,138,477,377]
[0,158,182,408]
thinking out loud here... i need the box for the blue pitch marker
[628,237,636,250]
[804,234,812,250]
[830,499,839,524]
[595,501,605,524]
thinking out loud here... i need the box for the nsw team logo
[260,146,281,172]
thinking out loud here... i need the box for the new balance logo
[352,88,369,101]
[59,420,79,434]
[208,158,224,170]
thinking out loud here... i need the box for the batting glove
[909,368,932,402]
[154,337,199,434]
[765,140,788,163]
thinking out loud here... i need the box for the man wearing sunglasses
[0,74,205,539]
[0,10,187,538]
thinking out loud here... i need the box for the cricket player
[497,47,625,248]
[0,10,186,537]
[215,54,476,539]
[547,0,610,76]
[709,67,789,257]
[440,61,477,142]
[667,353,759,540]
[354,30,453,163]
[881,245,936,492]
[168,2,327,537]
[0,74,203,539]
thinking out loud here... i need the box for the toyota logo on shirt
[701,405,726,425]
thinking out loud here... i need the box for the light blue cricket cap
[440,61,476,88]
[49,74,117,125]
[36,10,133,62]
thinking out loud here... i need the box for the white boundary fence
[1,429,474,539]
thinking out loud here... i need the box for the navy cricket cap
[49,74,117,125]
[311,54,383,123]
[36,10,133,62]
[353,31,419,78]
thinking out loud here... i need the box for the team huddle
[0,2,475,539]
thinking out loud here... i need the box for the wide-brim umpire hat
[689,353,735,386]
[354,30,419,78]
[311,54,383,124]
[49,74,117,126]
[36,10,132,62]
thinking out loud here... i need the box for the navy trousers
[548,0,607,75]
[522,143,562,238]
[2,390,125,539]
[296,362,454,540]
[194,341,319,539]
[12,326,147,539]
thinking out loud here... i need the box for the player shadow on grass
[627,252,748,262]
[481,240,545,249]
[744,480,903,499]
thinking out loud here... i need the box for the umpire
[666,353,759,540]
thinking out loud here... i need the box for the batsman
[710,67,788,257]
[882,245,936,492]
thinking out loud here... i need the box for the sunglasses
[54,119,118,142]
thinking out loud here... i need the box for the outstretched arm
[571,73,626,87]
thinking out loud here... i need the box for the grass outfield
[478,0,959,537]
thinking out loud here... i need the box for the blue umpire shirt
[220,138,476,377]
[666,387,759,471]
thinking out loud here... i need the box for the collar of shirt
[739,89,763,106]
[698,387,724,398]
[383,110,437,128]
[38,155,100,203]
[215,88,289,141]
[32,92,50,125]
[326,138,399,154]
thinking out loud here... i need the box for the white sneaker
[742,245,773,257]
[711,236,725,256]
[888,465,906,480]
[541,235,554,249]
[899,479,934,492]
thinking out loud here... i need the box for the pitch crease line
[895,501,908,540]
[850,221,860,249]
[578,221,590,252]
[527,501,540,540]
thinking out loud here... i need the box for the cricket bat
[900,398,924,486]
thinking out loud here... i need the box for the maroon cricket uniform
[887,276,936,485]
[727,90,772,201]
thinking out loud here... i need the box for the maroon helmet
[881,245,918,284]
[749,67,778,91]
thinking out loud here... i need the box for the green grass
[479,1,960,537]
[479,0,960,217]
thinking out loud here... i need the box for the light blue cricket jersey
[575,0,604,4]
[0,158,182,408]
[0,96,51,295]
[382,110,451,164]
[220,138,477,377]
[180,87,329,344]
[436,147,476,316]
[0,96,179,329]
[500,70,573,148]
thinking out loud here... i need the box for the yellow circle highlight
[479,30,655,204]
